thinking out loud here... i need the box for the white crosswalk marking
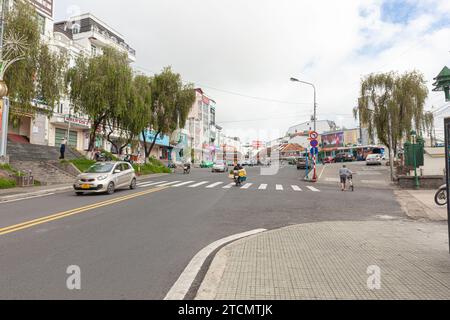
[157,181,182,187]
[189,181,209,188]
[307,186,320,192]
[173,181,195,187]
[291,185,302,191]
[258,184,268,190]
[139,181,167,187]
[276,185,283,191]
[137,181,152,186]
[206,182,224,188]
[223,183,235,189]
[241,183,253,189]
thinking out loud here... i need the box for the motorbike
[435,184,447,206]
[183,163,191,174]
[234,171,242,187]
[124,155,134,165]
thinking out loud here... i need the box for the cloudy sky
[54,0,450,143]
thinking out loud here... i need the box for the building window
[72,23,80,34]
[91,45,97,56]
[37,14,45,35]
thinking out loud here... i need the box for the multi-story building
[5,0,55,147]
[287,120,337,136]
[48,13,137,152]
[181,89,219,163]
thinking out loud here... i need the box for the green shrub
[0,178,16,189]
[66,159,96,172]
[133,159,171,175]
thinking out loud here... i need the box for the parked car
[212,161,228,173]
[322,156,335,164]
[366,154,382,166]
[335,153,355,162]
[73,162,136,195]
[200,161,214,168]
[296,157,312,170]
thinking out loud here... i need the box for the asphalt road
[0,163,404,299]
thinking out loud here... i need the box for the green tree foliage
[141,67,196,158]
[106,74,152,155]
[4,1,67,116]
[355,71,429,180]
[423,111,435,146]
[67,47,132,152]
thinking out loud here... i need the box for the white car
[212,161,228,173]
[73,162,137,195]
[366,154,382,166]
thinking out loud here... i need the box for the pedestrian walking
[59,137,67,159]
[339,164,352,191]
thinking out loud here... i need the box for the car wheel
[76,192,84,196]
[130,178,137,190]
[106,182,115,195]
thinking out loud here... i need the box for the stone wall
[397,175,444,189]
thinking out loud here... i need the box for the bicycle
[347,174,354,192]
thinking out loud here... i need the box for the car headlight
[97,175,108,181]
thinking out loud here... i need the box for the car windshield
[85,163,114,173]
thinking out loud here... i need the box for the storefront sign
[141,130,170,147]
[64,116,90,128]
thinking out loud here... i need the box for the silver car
[73,162,137,195]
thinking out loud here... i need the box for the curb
[0,173,170,203]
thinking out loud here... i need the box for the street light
[291,77,318,181]
[411,130,419,188]
[290,77,317,132]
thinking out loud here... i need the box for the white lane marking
[223,183,234,189]
[0,193,56,204]
[173,181,195,187]
[206,182,224,188]
[241,183,253,189]
[157,181,182,187]
[139,181,168,187]
[189,181,209,188]
[291,185,302,191]
[276,184,283,191]
[164,228,267,300]
[136,181,152,186]
[307,186,320,192]
[258,184,268,190]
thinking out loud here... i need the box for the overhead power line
[133,65,314,105]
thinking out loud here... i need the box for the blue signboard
[140,130,170,147]
[310,147,319,156]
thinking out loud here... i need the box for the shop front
[49,114,90,151]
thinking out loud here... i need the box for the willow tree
[106,74,152,155]
[141,67,195,159]
[355,71,428,180]
[67,47,133,153]
[423,111,435,147]
[3,1,67,118]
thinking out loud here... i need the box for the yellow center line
[0,186,168,236]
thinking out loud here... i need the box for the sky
[54,0,450,143]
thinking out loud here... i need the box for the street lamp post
[411,130,419,188]
[291,77,318,181]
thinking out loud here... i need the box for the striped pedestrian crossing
[138,179,321,192]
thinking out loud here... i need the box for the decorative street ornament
[433,66,450,102]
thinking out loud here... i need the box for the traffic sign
[309,131,319,140]
[310,147,319,155]
[310,140,319,148]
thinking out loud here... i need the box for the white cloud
[54,0,450,141]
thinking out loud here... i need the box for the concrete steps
[7,141,83,162]
[11,161,77,186]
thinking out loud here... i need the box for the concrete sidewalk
[196,220,450,300]
[0,173,168,202]
[395,189,447,221]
